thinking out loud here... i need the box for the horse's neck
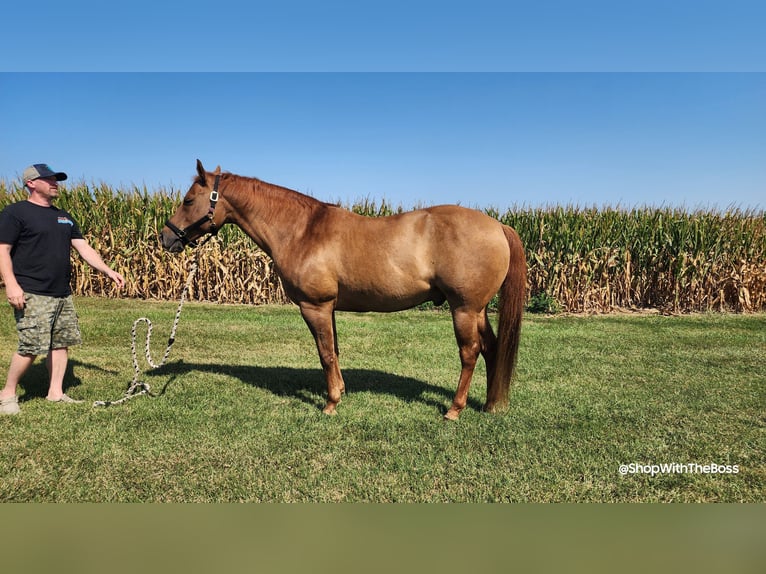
[226,177,319,258]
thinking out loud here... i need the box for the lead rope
[93,258,199,407]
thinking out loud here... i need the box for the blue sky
[3,0,765,72]
[2,1,764,210]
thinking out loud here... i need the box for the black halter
[165,173,221,248]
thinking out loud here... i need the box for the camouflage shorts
[14,293,82,356]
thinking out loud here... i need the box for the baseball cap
[22,163,68,182]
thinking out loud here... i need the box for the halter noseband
[165,173,221,248]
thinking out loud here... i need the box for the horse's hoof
[483,401,508,414]
[444,409,460,421]
[322,405,338,416]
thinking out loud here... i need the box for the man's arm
[0,243,25,309]
[71,238,125,290]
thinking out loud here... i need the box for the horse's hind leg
[300,301,345,415]
[445,306,482,421]
[478,308,498,405]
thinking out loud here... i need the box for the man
[0,163,125,415]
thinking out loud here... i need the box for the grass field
[0,295,763,502]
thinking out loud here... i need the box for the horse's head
[161,160,225,252]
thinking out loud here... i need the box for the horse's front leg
[299,301,345,415]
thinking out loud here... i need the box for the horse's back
[324,204,510,311]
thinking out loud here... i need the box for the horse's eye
[183,198,194,206]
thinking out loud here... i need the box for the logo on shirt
[57,216,74,226]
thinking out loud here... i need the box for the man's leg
[48,295,82,402]
[0,352,37,400]
[45,347,68,401]
[5,291,46,401]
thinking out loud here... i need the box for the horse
[161,160,526,420]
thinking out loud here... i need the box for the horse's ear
[195,159,207,184]
[213,165,221,175]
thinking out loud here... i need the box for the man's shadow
[15,358,104,402]
[145,360,483,414]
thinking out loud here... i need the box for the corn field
[1,180,764,313]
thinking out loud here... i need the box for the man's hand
[5,283,25,310]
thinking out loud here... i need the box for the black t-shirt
[0,201,84,297]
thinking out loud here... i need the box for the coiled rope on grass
[93,259,198,407]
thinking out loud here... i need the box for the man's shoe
[46,394,83,404]
[1,395,20,415]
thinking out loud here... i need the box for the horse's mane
[220,171,332,214]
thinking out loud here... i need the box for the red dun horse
[161,160,526,420]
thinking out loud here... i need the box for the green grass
[0,295,763,502]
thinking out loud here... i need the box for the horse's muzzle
[160,229,184,253]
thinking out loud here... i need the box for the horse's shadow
[145,360,483,414]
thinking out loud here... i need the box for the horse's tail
[485,225,527,412]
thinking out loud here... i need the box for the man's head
[22,164,68,201]
[23,164,67,188]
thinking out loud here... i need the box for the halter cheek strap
[165,174,221,248]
